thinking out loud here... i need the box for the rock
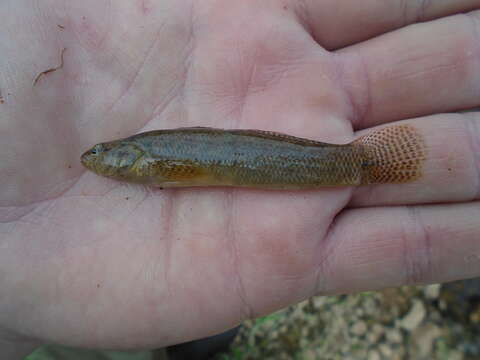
[351,321,367,336]
[392,353,405,360]
[367,324,384,343]
[399,300,426,331]
[386,329,403,344]
[448,350,464,360]
[379,344,393,358]
[412,323,442,357]
[302,348,318,360]
[424,284,441,299]
[313,296,327,307]
[367,349,381,360]
[352,348,368,359]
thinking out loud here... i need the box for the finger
[338,10,480,128]
[350,113,480,207]
[316,202,480,295]
[297,0,480,49]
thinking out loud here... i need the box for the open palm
[2,0,480,352]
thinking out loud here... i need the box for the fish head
[81,141,145,180]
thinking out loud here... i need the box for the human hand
[1,0,480,356]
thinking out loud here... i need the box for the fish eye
[89,144,103,155]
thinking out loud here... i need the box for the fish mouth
[80,148,97,171]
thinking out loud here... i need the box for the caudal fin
[354,125,426,184]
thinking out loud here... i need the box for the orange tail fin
[354,125,426,184]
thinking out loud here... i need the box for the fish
[80,125,426,189]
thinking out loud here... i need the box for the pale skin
[1,0,480,357]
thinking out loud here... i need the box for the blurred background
[26,278,480,360]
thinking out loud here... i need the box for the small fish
[81,125,425,188]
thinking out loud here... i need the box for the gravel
[221,279,480,360]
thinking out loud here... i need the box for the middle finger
[339,10,480,129]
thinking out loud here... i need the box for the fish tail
[353,125,426,185]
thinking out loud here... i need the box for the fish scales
[81,125,425,189]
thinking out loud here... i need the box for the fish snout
[81,147,99,170]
